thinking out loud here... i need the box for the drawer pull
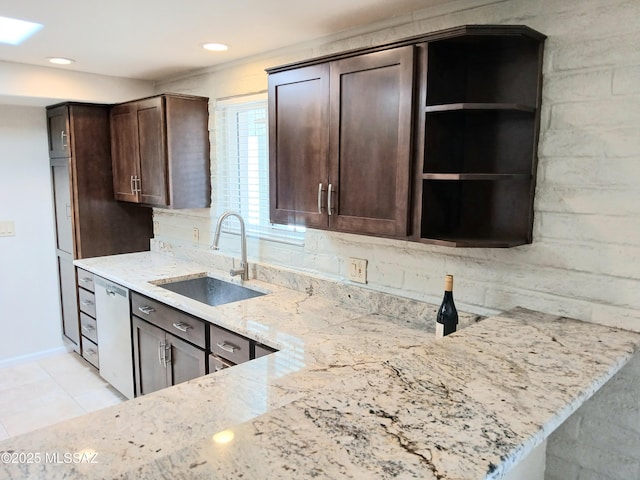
[81,324,95,332]
[81,277,92,284]
[216,342,237,354]
[138,305,155,315]
[80,300,94,307]
[172,322,192,332]
[86,348,97,355]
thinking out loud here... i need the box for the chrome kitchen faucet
[211,210,249,281]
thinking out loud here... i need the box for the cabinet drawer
[78,288,96,317]
[210,325,250,365]
[131,292,206,349]
[77,269,95,292]
[209,354,233,373]
[82,336,99,368]
[80,313,98,344]
[255,343,277,359]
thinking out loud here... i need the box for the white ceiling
[0,0,445,81]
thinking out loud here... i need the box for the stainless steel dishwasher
[94,276,135,399]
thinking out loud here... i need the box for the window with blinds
[214,93,305,245]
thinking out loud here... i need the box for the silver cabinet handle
[214,363,225,372]
[80,276,92,284]
[158,342,170,367]
[61,130,67,148]
[135,176,141,193]
[81,324,95,332]
[216,342,237,354]
[158,342,165,366]
[317,183,324,214]
[138,305,155,315]
[172,322,192,332]
[163,343,170,367]
[65,204,72,219]
[327,183,333,216]
[80,300,94,307]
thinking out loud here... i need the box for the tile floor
[0,351,126,441]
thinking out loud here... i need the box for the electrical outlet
[349,257,367,284]
[0,221,15,237]
[192,227,200,242]
[153,221,160,233]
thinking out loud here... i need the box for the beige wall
[153,0,640,332]
[0,60,153,106]
[0,105,63,363]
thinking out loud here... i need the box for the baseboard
[0,345,74,369]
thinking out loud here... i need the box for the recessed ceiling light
[48,57,75,65]
[202,43,229,52]
[0,15,42,45]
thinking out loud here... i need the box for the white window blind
[214,93,305,245]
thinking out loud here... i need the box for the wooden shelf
[414,29,544,247]
[425,103,535,113]
[423,173,531,181]
[419,236,529,248]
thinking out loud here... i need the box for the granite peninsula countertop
[2,251,639,480]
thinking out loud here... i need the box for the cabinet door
[51,162,74,255]
[58,254,79,350]
[329,46,414,236]
[47,105,71,158]
[137,97,168,206]
[166,333,207,387]
[269,64,330,229]
[110,104,140,203]
[132,316,169,396]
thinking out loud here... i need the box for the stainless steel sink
[157,276,265,307]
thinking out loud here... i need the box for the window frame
[213,93,305,246]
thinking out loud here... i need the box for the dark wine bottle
[436,274,458,338]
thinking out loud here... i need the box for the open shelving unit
[415,27,545,247]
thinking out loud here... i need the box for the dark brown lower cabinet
[132,316,206,396]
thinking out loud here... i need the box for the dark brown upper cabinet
[269,46,415,237]
[47,106,71,158]
[268,25,545,247]
[414,27,545,247]
[110,93,211,209]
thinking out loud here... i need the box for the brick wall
[546,353,640,480]
[152,0,640,475]
[154,0,640,332]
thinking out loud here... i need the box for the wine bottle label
[436,322,444,338]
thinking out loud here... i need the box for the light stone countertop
[1,251,639,480]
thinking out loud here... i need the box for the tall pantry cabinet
[47,103,153,353]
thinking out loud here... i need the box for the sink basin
[158,276,265,307]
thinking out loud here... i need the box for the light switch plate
[0,220,15,237]
[349,257,367,284]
